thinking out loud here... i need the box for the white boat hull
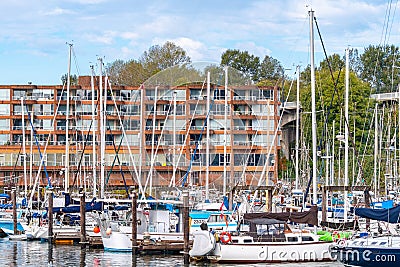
[208,241,333,263]
[102,231,132,252]
[100,225,188,252]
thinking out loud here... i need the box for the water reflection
[0,239,343,267]
[11,242,17,267]
[80,248,86,267]
[48,243,53,266]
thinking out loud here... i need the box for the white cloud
[120,32,139,41]
[85,31,117,45]
[43,7,75,16]
[0,0,399,84]
[170,37,206,61]
[68,0,109,4]
[234,42,271,59]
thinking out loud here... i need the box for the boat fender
[93,226,100,234]
[219,232,232,244]
[214,232,220,242]
[332,231,341,242]
[106,227,112,235]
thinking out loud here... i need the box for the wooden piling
[266,189,273,212]
[80,189,86,247]
[47,189,53,243]
[79,246,86,266]
[321,186,327,222]
[183,190,189,265]
[12,188,17,235]
[364,189,370,229]
[48,243,53,265]
[131,192,137,255]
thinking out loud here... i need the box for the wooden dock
[138,240,192,255]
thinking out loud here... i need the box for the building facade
[0,75,281,197]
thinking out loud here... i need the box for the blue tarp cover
[355,205,400,223]
[0,193,10,199]
[51,201,103,213]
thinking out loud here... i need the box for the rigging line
[142,90,175,195]
[24,99,52,188]
[106,77,145,197]
[71,45,81,79]
[180,74,223,187]
[27,83,67,209]
[104,121,130,198]
[246,76,293,189]
[389,2,399,92]
[314,17,366,185]
[70,67,101,191]
[10,136,23,186]
[70,96,100,191]
[382,0,394,46]
[168,78,207,191]
[244,71,295,211]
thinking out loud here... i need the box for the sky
[0,0,398,85]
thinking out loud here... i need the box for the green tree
[319,54,344,72]
[107,42,191,86]
[259,55,284,81]
[139,41,191,76]
[359,44,400,93]
[61,74,77,85]
[107,59,147,86]
[221,49,260,81]
[299,67,374,185]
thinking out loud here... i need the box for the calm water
[0,238,344,267]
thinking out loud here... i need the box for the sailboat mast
[344,48,350,221]
[295,65,300,190]
[374,103,378,197]
[139,85,144,190]
[309,10,318,205]
[150,86,158,196]
[65,42,72,192]
[223,67,228,196]
[172,91,177,187]
[206,72,210,200]
[99,57,105,199]
[90,66,97,197]
[331,120,335,186]
[21,97,27,198]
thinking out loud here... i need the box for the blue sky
[0,0,397,85]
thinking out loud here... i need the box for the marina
[1,3,400,267]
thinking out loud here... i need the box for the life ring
[219,232,232,244]
[337,238,346,246]
[332,231,341,242]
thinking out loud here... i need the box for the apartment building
[0,75,281,195]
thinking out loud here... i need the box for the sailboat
[330,205,400,266]
[189,206,333,263]
[189,9,337,263]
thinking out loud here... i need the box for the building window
[0,104,9,115]
[0,134,9,145]
[0,119,9,130]
[0,89,10,100]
